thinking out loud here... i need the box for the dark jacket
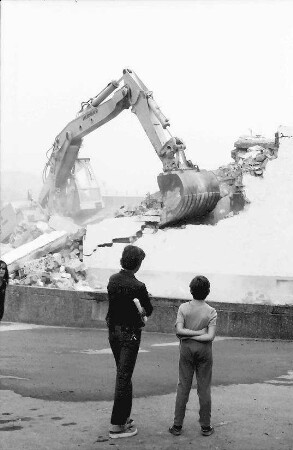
[106,269,153,329]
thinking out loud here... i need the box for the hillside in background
[0,171,43,206]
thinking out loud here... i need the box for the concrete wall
[4,286,293,340]
[85,268,293,306]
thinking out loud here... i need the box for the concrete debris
[83,217,146,256]
[115,192,162,221]
[9,222,44,248]
[231,142,278,178]
[233,134,277,151]
[0,200,49,245]
[0,203,22,243]
[4,230,68,268]
[209,133,280,222]
[9,229,93,291]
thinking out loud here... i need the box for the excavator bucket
[157,169,221,227]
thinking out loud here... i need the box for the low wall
[4,285,293,340]
[84,268,293,305]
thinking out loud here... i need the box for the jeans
[174,340,213,428]
[109,325,141,425]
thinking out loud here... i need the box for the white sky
[1,0,293,195]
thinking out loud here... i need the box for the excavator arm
[121,69,191,172]
[39,68,220,226]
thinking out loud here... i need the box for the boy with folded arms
[169,275,217,437]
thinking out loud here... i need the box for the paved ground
[0,322,293,450]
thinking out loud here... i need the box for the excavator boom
[39,69,221,226]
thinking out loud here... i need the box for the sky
[1,0,293,196]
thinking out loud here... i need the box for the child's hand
[176,328,207,340]
[176,334,187,340]
[198,327,208,335]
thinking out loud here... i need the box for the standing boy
[169,275,217,437]
[106,245,153,439]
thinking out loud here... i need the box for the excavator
[39,68,221,227]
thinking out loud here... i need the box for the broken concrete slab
[234,134,277,150]
[4,230,68,271]
[83,217,145,256]
[9,222,44,248]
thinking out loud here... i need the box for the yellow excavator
[39,68,221,227]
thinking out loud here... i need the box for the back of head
[189,275,210,300]
[120,245,146,271]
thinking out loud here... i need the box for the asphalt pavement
[0,322,292,450]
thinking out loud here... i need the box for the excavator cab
[72,158,104,215]
[52,158,104,217]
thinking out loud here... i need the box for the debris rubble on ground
[8,227,91,291]
[9,221,46,248]
[114,192,162,223]
[0,200,49,251]
[231,133,278,177]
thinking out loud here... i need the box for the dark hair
[0,260,9,285]
[120,245,146,271]
[189,275,210,300]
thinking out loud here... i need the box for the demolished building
[0,132,281,294]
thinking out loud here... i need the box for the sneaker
[126,418,135,429]
[201,425,214,436]
[169,425,182,436]
[109,425,138,439]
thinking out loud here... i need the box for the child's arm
[189,324,216,342]
[176,322,207,337]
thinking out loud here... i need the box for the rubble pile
[115,192,162,221]
[1,200,50,252]
[10,229,94,291]
[231,134,278,177]
[9,221,47,248]
[214,163,244,197]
